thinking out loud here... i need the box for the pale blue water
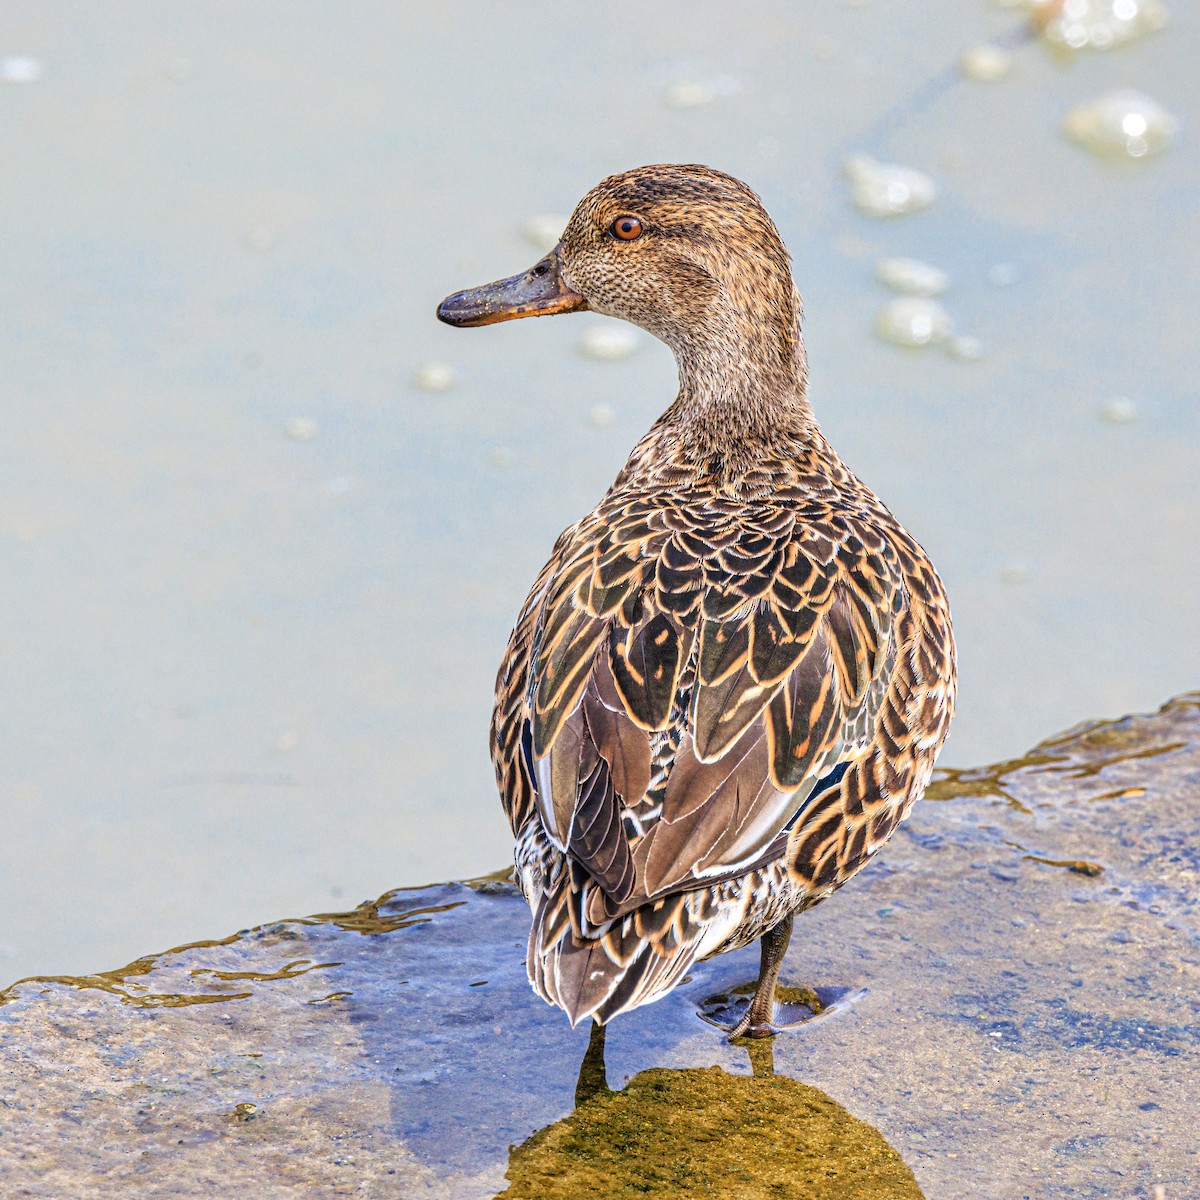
[0,0,1197,983]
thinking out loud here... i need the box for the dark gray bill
[437,247,587,328]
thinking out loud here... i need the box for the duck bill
[436,247,587,328]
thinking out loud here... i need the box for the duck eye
[610,216,644,241]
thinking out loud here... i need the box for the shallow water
[1,2,1198,982]
[2,693,1197,1197]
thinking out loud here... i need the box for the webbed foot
[699,983,867,1040]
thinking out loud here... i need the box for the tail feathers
[528,887,720,1026]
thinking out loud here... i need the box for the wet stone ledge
[2,695,1198,1199]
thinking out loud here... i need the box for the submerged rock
[2,694,1199,1198]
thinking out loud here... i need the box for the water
[875,257,950,296]
[1063,88,1178,158]
[1032,0,1170,52]
[577,322,640,362]
[874,295,955,347]
[843,154,939,217]
[1,1,1198,983]
[959,43,1014,82]
[3,694,1198,1197]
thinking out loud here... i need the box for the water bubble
[960,44,1012,81]
[1099,396,1138,423]
[1064,89,1177,160]
[521,214,568,255]
[1,56,44,83]
[579,323,638,362]
[164,56,194,82]
[589,404,617,428]
[1000,563,1032,585]
[945,334,985,361]
[844,155,937,218]
[664,81,716,110]
[987,262,1021,287]
[242,225,276,252]
[276,731,300,752]
[874,297,953,347]
[285,417,319,442]
[1033,0,1168,51]
[412,362,457,392]
[876,258,949,297]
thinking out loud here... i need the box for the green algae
[924,692,1197,810]
[497,1064,923,1200]
[1019,853,1105,877]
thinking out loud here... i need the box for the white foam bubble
[876,258,949,297]
[412,362,458,392]
[579,324,638,362]
[875,297,953,347]
[1064,89,1177,159]
[845,155,937,217]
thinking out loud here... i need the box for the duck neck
[668,317,816,470]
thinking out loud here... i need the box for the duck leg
[724,913,795,1039]
[700,913,826,1040]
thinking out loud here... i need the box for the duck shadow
[492,1022,924,1199]
[342,883,888,1186]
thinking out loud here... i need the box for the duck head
[438,164,806,399]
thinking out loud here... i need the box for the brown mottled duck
[437,165,956,1038]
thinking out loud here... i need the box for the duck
[437,164,956,1038]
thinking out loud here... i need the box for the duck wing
[500,490,912,923]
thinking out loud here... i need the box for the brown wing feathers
[494,473,952,1025]
[522,503,898,904]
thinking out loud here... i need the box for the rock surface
[3,695,1198,1198]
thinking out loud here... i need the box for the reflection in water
[496,1022,924,1200]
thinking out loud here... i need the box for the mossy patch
[496,1064,923,1200]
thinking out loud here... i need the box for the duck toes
[438,164,956,1038]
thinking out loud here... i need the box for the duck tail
[527,879,730,1026]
